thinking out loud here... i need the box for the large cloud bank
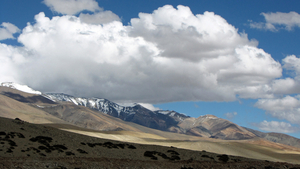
[0,5,284,104]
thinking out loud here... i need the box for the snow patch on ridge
[44,93,189,121]
[157,110,170,115]
[1,82,42,95]
[200,115,218,119]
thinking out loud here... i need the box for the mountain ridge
[43,92,258,140]
[1,82,300,148]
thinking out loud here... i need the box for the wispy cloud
[0,22,20,41]
[224,112,237,119]
[249,11,300,31]
[253,120,299,133]
[137,103,161,111]
[43,0,101,15]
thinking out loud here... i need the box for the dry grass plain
[57,125,300,164]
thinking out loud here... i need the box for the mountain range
[1,82,300,150]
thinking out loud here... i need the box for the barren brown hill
[1,85,300,167]
[0,86,255,142]
[3,85,300,148]
[245,127,300,149]
[0,86,203,140]
[36,101,146,131]
[45,92,260,140]
[0,86,165,132]
[0,94,66,124]
[0,86,55,104]
[174,115,256,140]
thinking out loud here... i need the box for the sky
[1,0,300,138]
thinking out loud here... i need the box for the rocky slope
[244,127,300,149]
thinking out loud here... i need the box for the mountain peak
[0,82,42,95]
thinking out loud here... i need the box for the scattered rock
[39,153,46,156]
[29,136,53,146]
[103,142,118,149]
[52,145,68,150]
[6,148,13,153]
[7,140,17,147]
[167,150,180,155]
[144,151,158,160]
[128,145,137,149]
[201,154,214,160]
[65,151,75,156]
[217,154,229,162]
[38,146,52,153]
[144,151,181,161]
[22,147,41,153]
[85,142,137,150]
[77,149,88,154]
[13,118,25,124]
[169,155,181,161]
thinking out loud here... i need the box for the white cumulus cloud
[43,0,101,15]
[130,5,256,61]
[0,5,285,104]
[255,95,300,124]
[0,44,26,82]
[250,11,300,31]
[253,120,298,133]
[0,22,20,40]
[270,55,300,95]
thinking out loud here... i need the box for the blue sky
[1,0,300,138]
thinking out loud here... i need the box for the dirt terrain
[1,117,300,169]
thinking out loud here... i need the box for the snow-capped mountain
[44,92,256,139]
[0,82,188,122]
[154,110,188,122]
[1,82,42,95]
[46,93,188,119]
[1,82,254,138]
[0,82,189,130]
[45,93,189,130]
[46,93,137,118]
[2,82,300,146]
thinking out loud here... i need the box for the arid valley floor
[1,117,300,169]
